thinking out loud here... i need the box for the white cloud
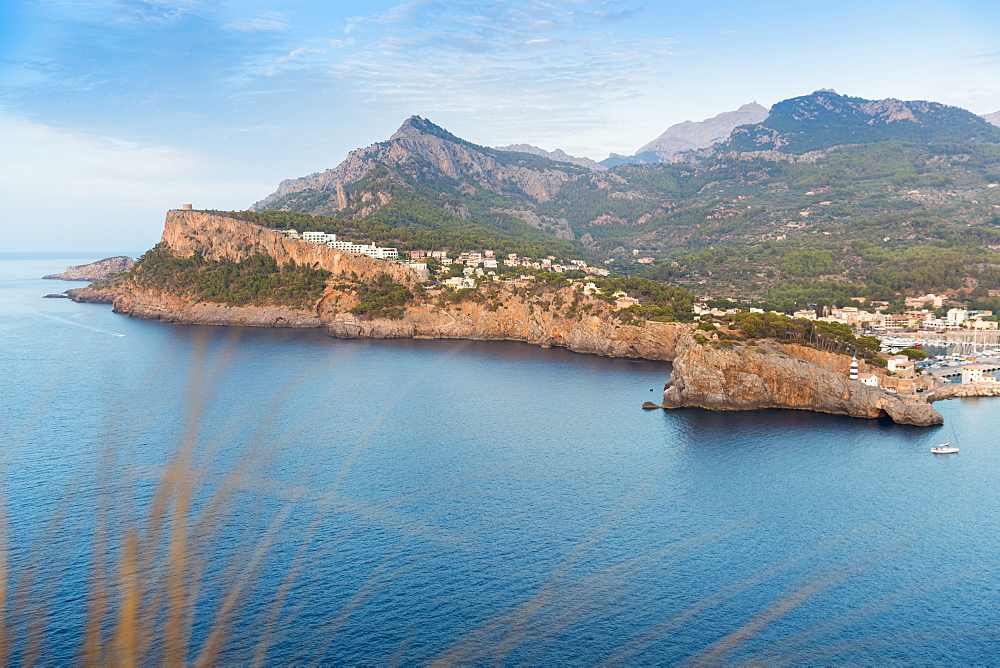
[275,47,326,66]
[0,111,268,251]
[32,0,215,25]
[276,0,673,149]
[223,17,291,33]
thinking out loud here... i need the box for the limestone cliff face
[161,210,418,285]
[320,288,687,359]
[82,279,687,359]
[662,337,942,426]
[44,256,135,281]
[114,287,321,327]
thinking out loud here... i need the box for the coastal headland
[68,210,944,426]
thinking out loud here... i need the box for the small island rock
[44,256,135,281]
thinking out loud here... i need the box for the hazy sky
[3,0,1000,251]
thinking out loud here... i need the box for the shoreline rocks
[927,383,1000,402]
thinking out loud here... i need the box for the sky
[3,0,1000,252]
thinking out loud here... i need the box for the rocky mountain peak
[736,102,768,113]
[983,110,1000,127]
[251,116,582,215]
[390,115,453,141]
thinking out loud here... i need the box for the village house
[858,373,879,387]
[946,308,968,327]
[612,292,640,310]
[441,276,476,289]
[961,364,999,384]
[904,293,944,309]
[887,355,916,377]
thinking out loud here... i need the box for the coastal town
[280,228,613,283]
[281,226,1000,397]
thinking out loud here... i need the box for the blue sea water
[2,255,1000,664]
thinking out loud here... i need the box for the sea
[2,253,1000,664]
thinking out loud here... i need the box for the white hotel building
[285,230,398,261]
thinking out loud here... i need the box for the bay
[2,256,999,664]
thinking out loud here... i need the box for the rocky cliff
[95,286,322,327]
[662,336,942,426]
[161,210,418,286]
[69,209,944,425]
[44,256,135,281]
[318,289,686,359]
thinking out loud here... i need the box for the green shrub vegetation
[127,244,330,309]
[349,274,413,319]
[596,276,696,322]
[731,311,881,358]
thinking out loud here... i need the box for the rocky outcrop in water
[44,256,135,281]
[661,336,942,426]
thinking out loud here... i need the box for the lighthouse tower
[850,357,859,381]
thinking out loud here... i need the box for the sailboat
[931,427,959,454]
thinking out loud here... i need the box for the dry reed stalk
[111,529,139,667]
[685,544,903,666]
[0,492,8,665]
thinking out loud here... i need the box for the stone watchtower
[182,203,193,210]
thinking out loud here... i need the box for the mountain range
[248,90,1000,304]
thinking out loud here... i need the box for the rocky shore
[927,383,1000,402]
[68,209,946,426]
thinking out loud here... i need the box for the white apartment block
[285,230,398,260]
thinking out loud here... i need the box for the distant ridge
[633,102,770,161]
[494,144,606,171]
[983,111,1000,127]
